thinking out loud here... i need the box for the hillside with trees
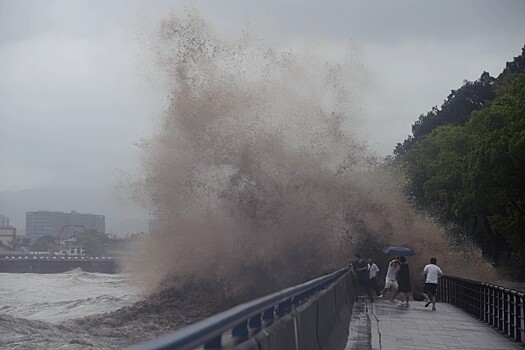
[394,46,525,274]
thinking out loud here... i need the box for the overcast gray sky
[1,0,524,232]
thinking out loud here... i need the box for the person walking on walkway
[397,256,411,307]
[422,257,443,311]
[379,259,400,302]
[368,257,380,300]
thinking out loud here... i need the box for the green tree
[73,230,109,256]
[395,72,496,157]
[401,125,469,217]
[30,235,56,252]
[463,75,525,263]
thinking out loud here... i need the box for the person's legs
[366,279,374,302]
[356,276,367,301]
[380,279,391,299]
[398,292,405,305]
[430,284,437,310]
[425,283,437,309]
[368,278,379,301]
[391,284,399,301]
[423,292,430,302]
[423,284,432,307]
[372,277,380,296]
[390,289,398,302]
[355,281,361,301]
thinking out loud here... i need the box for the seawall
[0,256,118,273]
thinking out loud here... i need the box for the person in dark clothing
[397,256,411,307]
[351,253,371,301]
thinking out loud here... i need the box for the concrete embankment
[0,256,117,273]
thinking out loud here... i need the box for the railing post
[454,277,459,308]
[232,320,249,344]
[454,277,459,307]
[504,289,509,336]
[248,314,262,334]
[489,286,494,327]
[497,288,503,332]
[262,306,275,326]
[483,284,488,323]
[477,282,482,320]
[204,336,222,349]
[516,293,525,342]
[510,292,516,340]
[494,287,499,329]
[276,299,292,317]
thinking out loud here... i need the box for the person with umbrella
[382,246,415,305]
[397,255,411,307]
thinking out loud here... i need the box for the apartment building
[0,215,9,228]
[26,210,105,239]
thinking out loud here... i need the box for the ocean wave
[0,281,229,349]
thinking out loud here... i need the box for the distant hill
[0,186,148,236]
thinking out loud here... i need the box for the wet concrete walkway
[345,297,524,350]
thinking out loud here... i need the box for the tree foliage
[395,72,497,157]
[73,230,109,256]
[395,46,525,268]
[30,235,56,252]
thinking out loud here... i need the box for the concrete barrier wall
[0,259,117,273]
[234,272,357,350]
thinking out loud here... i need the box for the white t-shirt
[386,262,397,281]
[369,263,379,279]
[423,264,443,284]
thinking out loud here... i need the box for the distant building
[56,239,85,256]
[0,215,10,228]
[0,227,16,248]
[26,210,105,239]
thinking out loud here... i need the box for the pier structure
[128,269,525,350]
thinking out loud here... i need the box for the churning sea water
[0,270,146,349]
[0,269,229,349]
[0,270,140,323]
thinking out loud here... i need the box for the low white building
[56,245,85,256]
[56,239,85,256]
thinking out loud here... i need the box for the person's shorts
[424,283,438,296]
[384,279,398,290]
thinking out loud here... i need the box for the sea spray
[0,11,499,350]
[125,11,496,300]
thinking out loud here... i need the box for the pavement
[345,296,524,350]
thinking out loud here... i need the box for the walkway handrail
[128,267,349,350]
[439,275,525,344]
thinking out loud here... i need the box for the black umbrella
[382,246,415,256]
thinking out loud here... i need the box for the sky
[1,0,524,232]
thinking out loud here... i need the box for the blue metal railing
[128,267,349,350]
[439,275,525,344]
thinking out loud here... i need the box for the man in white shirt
[368,258,380,301]
[379,259,400,302]
[422,257,443,311]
